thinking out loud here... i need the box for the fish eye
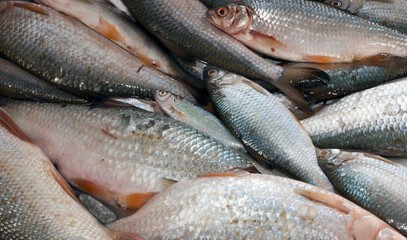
[217,7,228,17]
[331,1,342,7]
[319,150,331,157]
[159,90,168,96]
[208,69,218,77]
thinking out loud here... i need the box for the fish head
[317,149,361,171]
[322,0,363,13]
[155,90,177,106]
[203,66,240,91]
[206,3,252,35]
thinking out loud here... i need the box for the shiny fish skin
[0,99,253,215]
[108,0,131,16]
[318,149,407,236]
[314,0,364,13]
[286,56,407,102]
[109,174,404,240]
[206,0,407,63]
[0,58,85,103]
[0,2,195,102]
[205,67,333,190]
[301,79,407,156]
[35,0,193,86]
[0,109,133,239]
[155,90,245,152]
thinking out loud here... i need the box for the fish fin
[12,2,48,15]
[363,153,397,165]
[0,108,36,144]
[242,165,260,173]
[109,230,143,240]
[242,79,269,96]
[117,192,157,211]
[304,55,339,63]
[170,106,187,118]
[98,98,135,108]
[273,66,330,112]
[357,53,393,62]
[158,177,177,191]
[71,179,113,202]
[293,188,350,214]
[248,30,286,48]
[197,172,249,178]
[95,17,125,43]
[50,168,82,205]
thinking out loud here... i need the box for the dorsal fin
[12,2,49,16]
[0,108,35,144]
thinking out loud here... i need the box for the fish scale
[0,2,195,102]
[0,99,253,216]
[318,149,407,236]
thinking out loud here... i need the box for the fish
[318,149,407,236]
[0,107,141,240]
[0,58,85,103]
[301,79,407,156]
[318,0,407,34]
[121,0,330,110]
[34,0,201,89]
[0,1,195,102]
[107,0,131,16]
[155,90,245,152]
[204,66,333,191]
[206,0,407,63]
[0,99,254,217]
[106,98,164,114]
[284,56,407,102]
[108,173,405,240]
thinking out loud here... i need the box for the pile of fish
[0,0,406,239]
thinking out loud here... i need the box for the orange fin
[95,17,125,43]
[50,167,81,205]
[13,2,48,15]
[242,79,269,96]
[133,52,155,68]
[363,153,397,165]
[109,230,144,240]
[0,108,35,144]
[249,30,285,48]
[197,172,249,178]
[117,192,157,211]
[304,55,338,63]
[294,188,350,214]
[357,53,393,62]
[71,179,113,202]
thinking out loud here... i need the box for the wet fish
[107,0,130,16]
[0,58,85,103]
[35,0,198,88]
[206,0,407,63]
[301,79,407,156]
[0,99,254,217]
[0,108,140,240]
[205,66,333,190]
[318,0,407,34]
[0,2,195,102]
[155,90,245,152]
[285,56,407,102]
[109,173,404,240]
[318,149,407,236]
[121,0,330,109]
[107,98,164,114]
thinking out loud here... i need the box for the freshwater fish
[205,66,333,190]
[0,107,140,240]
[206,0,407,63]
[0,58,85,103]
[109,173,404,240]
[121,0,330,109]
[0,2,195,102]
[318,149,407,236]
[301,79,407,156]
[155,90,245,152]
[0,99,254,217]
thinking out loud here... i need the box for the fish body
[206,0,407,63]
[0,2,195,102]
[121,0,329,108]
[205,67,333,190]
[286,56,407,102]
[109,173,404,240]
[0,58,85,103]
[318,149,407,236]
[316,0,364,13]
[301,79,407,156]
[155,90,245,152]
[35,0,196,87]
[107,0,130,16]
[0,108,139,240]
[0,99,253,215]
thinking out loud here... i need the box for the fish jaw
[206,3,252,35]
